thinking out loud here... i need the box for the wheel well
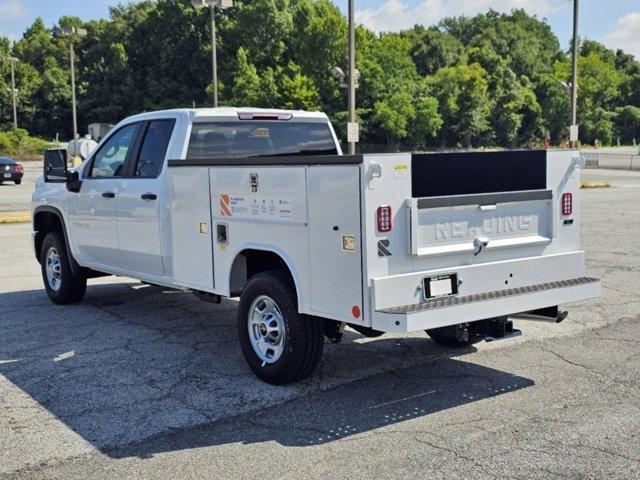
[33,211,64,263]
[230,249,296,296]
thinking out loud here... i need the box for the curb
[0,212,31,224]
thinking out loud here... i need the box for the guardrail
[581,152,640,171]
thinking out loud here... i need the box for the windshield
[186,121,338,159]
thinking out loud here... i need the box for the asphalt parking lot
[1,168,639,479]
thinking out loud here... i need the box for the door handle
[102,191,116,198]
[141,193,157,201]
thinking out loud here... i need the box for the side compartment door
[116,119,176,276]
[307,166,363,321]
[72,122,141,268]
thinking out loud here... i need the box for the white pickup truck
[33,108,600,384]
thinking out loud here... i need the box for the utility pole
[7,57,18,128]
[192,0,233,108]
[347,0,357,155]
[211,4,218,107]
[570,0,579,148]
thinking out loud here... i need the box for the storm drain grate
[379,277,599,315]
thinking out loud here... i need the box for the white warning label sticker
[220,194,293,220]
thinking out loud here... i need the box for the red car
[0,156,24,185]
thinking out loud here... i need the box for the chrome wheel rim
[248,295,285,364]
[45,247,62,292]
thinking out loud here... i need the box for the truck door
[72,122,140,268]
[116,119,175,276]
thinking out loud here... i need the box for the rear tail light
[561,193,573,216]
[14,164,24,173]
[377,205,392,232]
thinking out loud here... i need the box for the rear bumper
[372,276,600,333]
[1,173,22,181]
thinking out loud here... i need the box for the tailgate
[361,150,590,330]
[409,189,553,257]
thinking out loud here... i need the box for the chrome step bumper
[373,277,600,333]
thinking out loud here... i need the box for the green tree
[614,106,640,144]
[403,26,465,76]
[428,63,491,147]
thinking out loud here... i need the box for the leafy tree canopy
[1,1,639,149]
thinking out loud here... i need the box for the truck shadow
[0,282,534,458]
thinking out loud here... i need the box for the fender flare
[32,205,83,277]
[229,246,306,308]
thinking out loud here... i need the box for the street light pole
[211,4,218,108]
[570,0,579,147]
[192,0,232,108]
[54,27,87,147]
[70,41,79,143]
[347,0,356,155]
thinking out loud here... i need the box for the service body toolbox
[169,149,599,339]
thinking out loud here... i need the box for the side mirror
[43,148,68,183]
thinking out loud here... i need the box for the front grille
[379,277,599,315]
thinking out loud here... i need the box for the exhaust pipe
[513,306,568,324]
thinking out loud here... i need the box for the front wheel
[40,231,87,304]
[237,270,324,385]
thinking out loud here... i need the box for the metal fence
[582,152,640,171]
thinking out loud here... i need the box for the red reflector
[561,193,573,216]
[237,112,293,121]
[377,205,392,232]
[352,306,361,319]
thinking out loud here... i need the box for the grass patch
[581,182,612,189]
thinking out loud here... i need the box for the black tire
[40,231,87,305]
[426,324,481,348]
[237,270,324,385]
[14,179,21,185]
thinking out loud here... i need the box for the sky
[1,0,640,58]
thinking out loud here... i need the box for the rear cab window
[134,119,176,178]
[186,121,338,159]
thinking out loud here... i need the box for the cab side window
[89,123,139,178]
[134,120,175,178]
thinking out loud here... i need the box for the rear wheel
[14,178,21,185]
[40,231,87,304]
[237,270,324,385]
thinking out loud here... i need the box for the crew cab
[33,108,600,384]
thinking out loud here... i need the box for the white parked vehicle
[33,108,600,384]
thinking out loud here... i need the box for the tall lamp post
[347,0,357,155]
[54,27,87,148]
[570,0,579,148]
[2,56,19,128]
[192,0,233,108]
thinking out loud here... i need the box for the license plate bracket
[423,273,458,300]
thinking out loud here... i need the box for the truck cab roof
[123,107,330,124]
